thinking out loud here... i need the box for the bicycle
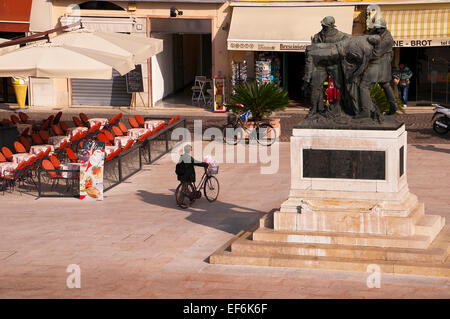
[175,165,220,208]
[222,111,276,146]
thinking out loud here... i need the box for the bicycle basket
[207,165,219,175]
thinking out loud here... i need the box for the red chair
[103,130,115,144]
[128,117,139,128]
[1,146,13,160]
[121,139,134,152]
[14,141,26,153]
[51,124,64,136]
[18,112,29,123]
[59,121,70,134]
[65,148,78,163]
[0,152,6,163]
[174,115,180,122]
[19,136,31,152]
[117,112,123,121]
[112,126,123,137]
[40,118,51,131]
[55,140,68,160]
[31,133,44,145]
[49,155,62,169]
[10,114,20,124]
[53,111,63,125]
[111,148,121,158]
[73,116,84,127]
[118,122,128,135]
[38,130,50,144]
[135,115,145,128]
[97,133,110,145]
[43,147,52,159]
[79,113,89,125]
[33,151,45,170]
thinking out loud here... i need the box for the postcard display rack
[213,77,226,113]
[232,61,248,88]
[255,58,271,84]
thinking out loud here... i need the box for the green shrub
[370,83,404,114]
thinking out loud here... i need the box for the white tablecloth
[88,118,108,130]
[0,162,17,177]
[66,127,88,139]
[144,120,164,130]
[16,123,32,135]
[11,153,35,164]
[105,145,119,156]
[128,128,150,140]
[48,136,69,148]
[30,145,54,155]
[114,136,132,148]
[59,163,81,178]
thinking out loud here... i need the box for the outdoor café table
[0,162,17,177]
[105,145,118,156]
[144,120,164,130]
[128,128,150,140]
[59,162,81,178]
[11,153,35,164]
[30,145,54,155]
[66,126,88,139]
[48,136,69,148]
[114,136,132,148]
[16,123,32,135]
[88,118,108,130]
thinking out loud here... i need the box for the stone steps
[211,250,450,277]
[252,228,433,249]
[232,237,448,263]
[414,215,445,238]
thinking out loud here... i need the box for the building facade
[25,0,231,108]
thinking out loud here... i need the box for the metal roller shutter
[72,69,132,106]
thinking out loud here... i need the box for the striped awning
[380,7,450,47]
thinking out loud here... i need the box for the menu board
[126,65,144,93]
[79,140,105,201]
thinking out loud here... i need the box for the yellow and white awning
[380,6,450,47]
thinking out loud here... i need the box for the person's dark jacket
[177,154,208,183]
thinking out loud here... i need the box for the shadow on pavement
[413,144,450,154]
[135,189,268,235]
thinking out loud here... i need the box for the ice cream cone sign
[11,77,28,108]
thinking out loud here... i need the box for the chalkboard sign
[126,65,144,93]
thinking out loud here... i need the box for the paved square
[0,142,448,298]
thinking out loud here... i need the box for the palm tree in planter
[224,82,289,145]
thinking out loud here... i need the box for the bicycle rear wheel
[222,123,243,145]
[204,176,219,202]
[175,182,194,208]
[256,123,276,146]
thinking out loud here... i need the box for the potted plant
[227,81,289,139]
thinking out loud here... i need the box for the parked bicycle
[175,164,220,208]
[222,110,277,146]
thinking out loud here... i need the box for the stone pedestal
[210,125,449,277]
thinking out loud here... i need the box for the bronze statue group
[303,16,399,124]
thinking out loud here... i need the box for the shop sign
[393,39,450,47]
[228,41,309,52]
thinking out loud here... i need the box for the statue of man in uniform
[304,16,351,115]
[358,18,398,117]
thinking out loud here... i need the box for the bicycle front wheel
[256,123,276,146]
[204,176,219,202]
[175,183,194,208]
